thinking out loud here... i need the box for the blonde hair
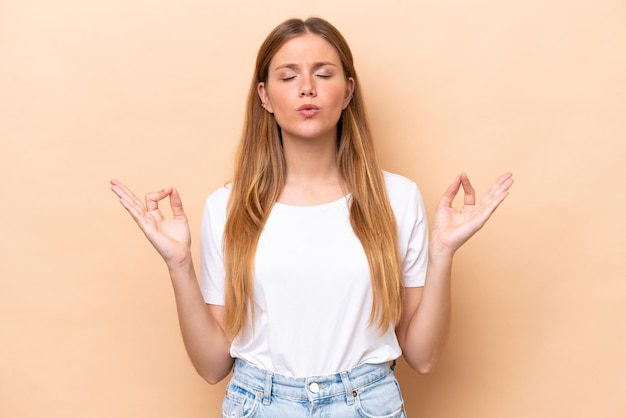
[223,17,403,339]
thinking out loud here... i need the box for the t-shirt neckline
[273,193,352,210]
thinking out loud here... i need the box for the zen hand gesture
[430,172,514,256]
[110,180,192,268]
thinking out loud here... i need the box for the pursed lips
[297,104,319,117]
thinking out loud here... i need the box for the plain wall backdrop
[1,0,625,417]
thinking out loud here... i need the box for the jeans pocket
[222,382,260,418]
[354,373,406,418]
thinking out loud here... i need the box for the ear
[257,82,274,113]
[342,77,355,109]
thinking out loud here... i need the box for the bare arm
[396,172,513,373]
[110,180,233,384]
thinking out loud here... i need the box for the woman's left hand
[430,172,514,257]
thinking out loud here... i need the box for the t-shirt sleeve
[394,178,429,288]
[199,188,229,305]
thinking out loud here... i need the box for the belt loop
[340,371,355,406]
[263,371,272,405]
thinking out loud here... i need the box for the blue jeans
[222,358,407,417]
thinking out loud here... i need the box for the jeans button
[309,382,320,393]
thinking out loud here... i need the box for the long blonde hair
[223,17,403,339]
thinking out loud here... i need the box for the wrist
[166,253,195,276]
[428,240,455,262]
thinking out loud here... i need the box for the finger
[169,187,187,219]
[460,172,476,206]
[491,172,514,192]
[439,175,462,208]
[110,179,144,207]
[145,188,173,212]
[482,173,514,205]
[110,179,149,218]
[112,188,156,232]
[110,180,167,229]
[116,193,150,225]
[478,173,514,216]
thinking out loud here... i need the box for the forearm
[401,250,453,374]
[400,171,512,373]
[167,259,233,384]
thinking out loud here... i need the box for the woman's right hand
[110,179,192,268]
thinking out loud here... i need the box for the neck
[278,132,346,205]
[282,131,339,184]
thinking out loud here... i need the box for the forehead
[270,33,342,68]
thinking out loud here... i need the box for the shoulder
[205,183,231,208]
[202,184,232,224]
[382,171,421,201]
[382,171,426,220]
[382,170,417,189]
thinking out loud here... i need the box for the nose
[299,77,316,97]
[300,87,316,96]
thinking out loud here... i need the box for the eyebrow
[273,61,338,71]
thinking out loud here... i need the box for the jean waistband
[231,358,396,404]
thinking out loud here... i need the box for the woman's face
[258,33,354,144]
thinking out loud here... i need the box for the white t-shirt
[200,171,428,378]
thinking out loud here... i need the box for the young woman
[111,17,513,418]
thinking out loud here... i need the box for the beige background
[1,0,625,417]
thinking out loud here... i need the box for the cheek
[267,89,291,111]
[267,94,290,126]
[329,86,349,111]
[329,84,349,104]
